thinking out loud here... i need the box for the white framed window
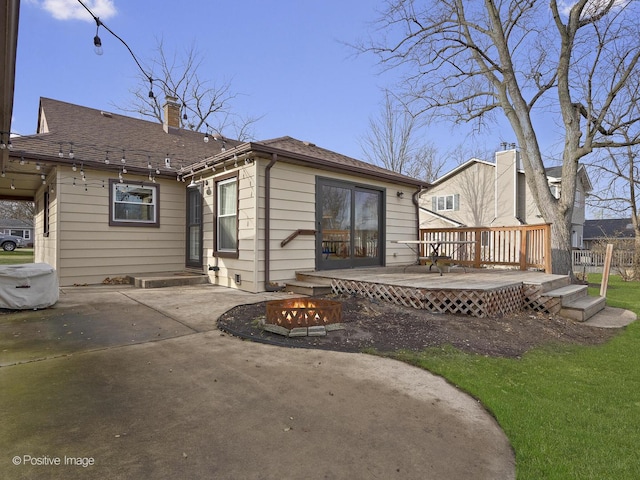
[109,180,159,227]
[432,194,459,212]
[216,176,238,254]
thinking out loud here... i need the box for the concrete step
[294,272,334,286]
[544,284,588,305]
[538,275,572,293]
[128,272,210,289]
[560,295,606,322]
[284,280,332,296]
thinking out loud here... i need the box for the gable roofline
[431,157,593,193]
[430,158,494,186]
[419,207,466,227]
[544,164,593,192]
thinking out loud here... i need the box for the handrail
[281,229,316,248]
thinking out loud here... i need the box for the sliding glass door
[316,178,384,269]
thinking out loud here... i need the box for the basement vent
[100,111,113,118]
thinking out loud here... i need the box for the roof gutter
[1,1,20,171]
[264,153,283,292]
[188,142,425,189]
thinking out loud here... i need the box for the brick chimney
[163,95,181,134]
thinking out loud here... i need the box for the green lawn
[386,274,640,479]
[0,248,34,265]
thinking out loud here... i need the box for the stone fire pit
[263,298,344,337]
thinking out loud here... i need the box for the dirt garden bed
[217,293,619,358]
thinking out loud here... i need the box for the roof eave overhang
[186,142,427,188]
[7,151,178,180]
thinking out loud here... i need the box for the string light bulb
[69,142,74,159]
[104,151,110,164]
[93,17,103,55]
[203,131,209,143]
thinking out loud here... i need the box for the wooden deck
[295,266,570,318]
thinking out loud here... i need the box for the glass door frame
[186,184,203,269]
[315,177,385,270]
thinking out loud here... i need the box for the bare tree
[587,134,640,279]
[117,39,261,141]
[0,201,35,221]
[360,90,445,182]
[360,0,640,275]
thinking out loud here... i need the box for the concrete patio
[0,284,516,479]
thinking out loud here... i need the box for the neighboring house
[0,218,33,246]
[4,97,425,290]
[583,218,636,250]
[419,147,592,248]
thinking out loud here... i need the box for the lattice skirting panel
[522,285,562,314]
[331,279,524,318]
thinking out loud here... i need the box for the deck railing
[418,224,552,273]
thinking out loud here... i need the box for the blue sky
[12,0,509,167]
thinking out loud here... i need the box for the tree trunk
[632,234,640,281]
[549,212,574,276]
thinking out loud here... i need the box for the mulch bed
[217,293,619,358]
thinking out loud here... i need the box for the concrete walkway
[0,284,516,479]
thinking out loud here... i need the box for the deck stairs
[527,276,606,322]
[284,272,333,296]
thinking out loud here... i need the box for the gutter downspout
[264,153,284,292]
[413,186,425,259]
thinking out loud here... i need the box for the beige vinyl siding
[34,168,59,269]
[203,162,259,292]
[260,160,418,287]
[420,162,495,228]
[202,157,418,293]
[55,167,186,286]
[259,161,316,287]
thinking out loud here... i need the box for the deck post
[474,230,482,268]
[519,228,527,270]
[544,224,552,273]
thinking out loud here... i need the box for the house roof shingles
[0,218,33,229]
[583,218,635,240]
[8,97,426,188]
[11,97,236,175]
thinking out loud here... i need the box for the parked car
[0,234,25,251]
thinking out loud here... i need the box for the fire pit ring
[263,298,343,337]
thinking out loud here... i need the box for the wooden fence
[572,249,635,273]
[419,224,552,273]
